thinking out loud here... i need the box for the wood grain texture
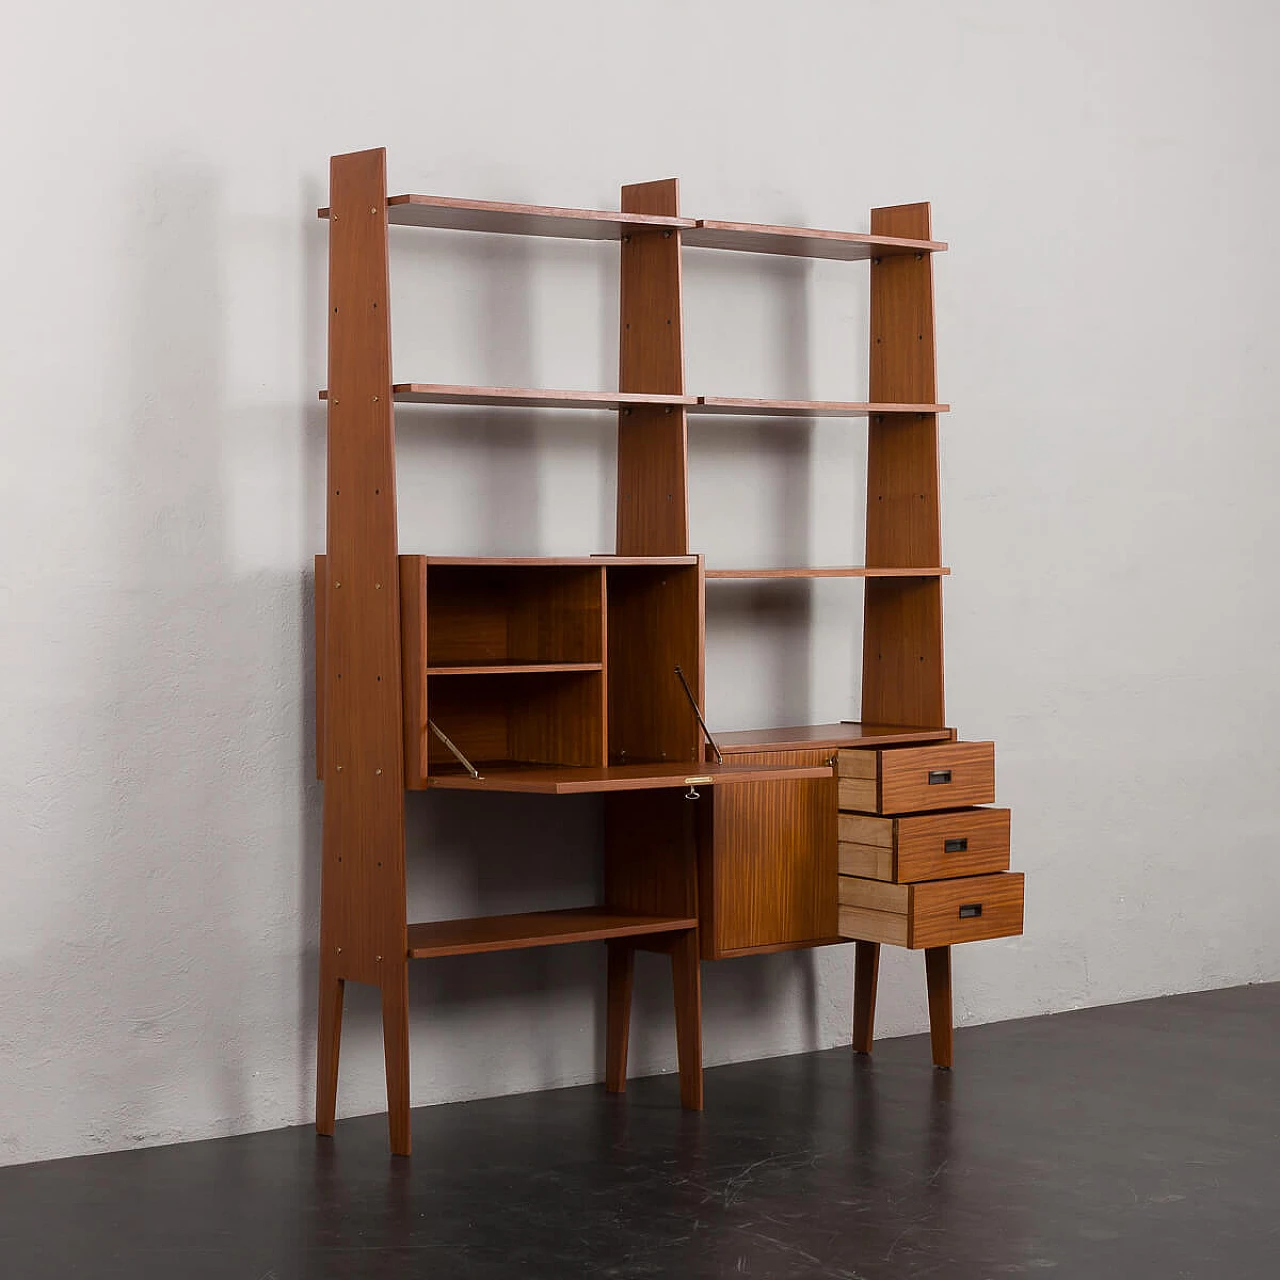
[423,555,697,567]
[837,904,907,946]
[399,555,428,789]
[837,871,1023,949]
[604,789,699,920]
[861,578,946,729]
[319,148,411,1155]
[426,564,604,666]
[425,670,606,769]
[375,384,697,410]
[381,963,411,1155]
[713,723,951,754]
[314,957,343,1135]
[852,940,880,1053]
[894,808,1010,882]
[606,562,702,764]
[838,807,1011,882]
[862,201,945,729]
[319,147,408,988]
[909,873,1024,949]
[702,749,837,957]
[684,219,946,260]
[425,758,831,794]
[838,777,878,811]
[670,928,704,1110]
[405,908,698,958]
[617,179,689,555]
[924,946,953,1069]
[380,193,695,238]
[605,940,634,1093]
[692,397,949,417]
[879,741,995,814]
[314,555,326,781]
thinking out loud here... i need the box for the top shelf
[684,220,946,261]
[316,195,945,260]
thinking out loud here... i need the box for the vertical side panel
[863,201,944,727]
[399,556,428,788]
[606,564,702,764]
[321,148,407,986]
[616,179,688,555]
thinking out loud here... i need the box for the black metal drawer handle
[927,769,952,785]
[944,837,968,853]
[958,903,983,919]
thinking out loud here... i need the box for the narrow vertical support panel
[616,179,689,556]
[670,929,704,1110]
[852,939,880,1054]
[399,555,428,788]
[862,202,944,727]
[381,962,412,1155]
[605,940,635,1093]
[320,148,409,1146]
[924,945,954,1069]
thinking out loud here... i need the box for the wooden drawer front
[837,741,995,815]
[838,872,1024,949]
[838,808,1010,882]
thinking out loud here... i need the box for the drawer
[838,808,1010,882]
[837,871,1024,949]
[837,741,995,815]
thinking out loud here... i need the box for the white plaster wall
[2,0,1278,1167]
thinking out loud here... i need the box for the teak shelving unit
[314,148,1024,1155]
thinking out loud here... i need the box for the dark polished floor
[3,983,1278,1279]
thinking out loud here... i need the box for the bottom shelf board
[425,759,832,793]
[712,723,953,755]
[407,907,698,958]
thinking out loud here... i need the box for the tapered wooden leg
[853,940,880,1054]
[924,946,953,1069]
[381,964,412,1156]
[315,959,345,1135]
[605,941,635,1094]
[670,930,703,1110]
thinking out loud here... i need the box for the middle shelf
[319,383,948,417]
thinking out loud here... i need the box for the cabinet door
[701,749,837,957]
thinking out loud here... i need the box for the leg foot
[381,964,412,1156]
[670,930,703,1110]
[605,941,634,1094]
[924,946,953,1069]
[315,959,344,1135]
[853,940,880,1054]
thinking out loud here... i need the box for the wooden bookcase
[314,148,1023,1155]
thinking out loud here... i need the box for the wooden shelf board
[684,219,947,261]
[425,759,832,794]
[319,384,696,411]
[425,662,602,675]
[317,194,694,240]
[692,397,948,418]
[421,555,698,567]
[712,723,954,754]
[406,907,698,959]
[705,566,950,580]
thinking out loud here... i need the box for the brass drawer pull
[958,903,983,919]
[944,837,968,853]
[927,769,952,785]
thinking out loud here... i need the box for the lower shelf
[406,907,698,958]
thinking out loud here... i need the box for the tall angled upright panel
[616,179,689,556]
[317,148,412,1155]
[861,203,945,729]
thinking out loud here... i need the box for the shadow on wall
[13,159,322,1156]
